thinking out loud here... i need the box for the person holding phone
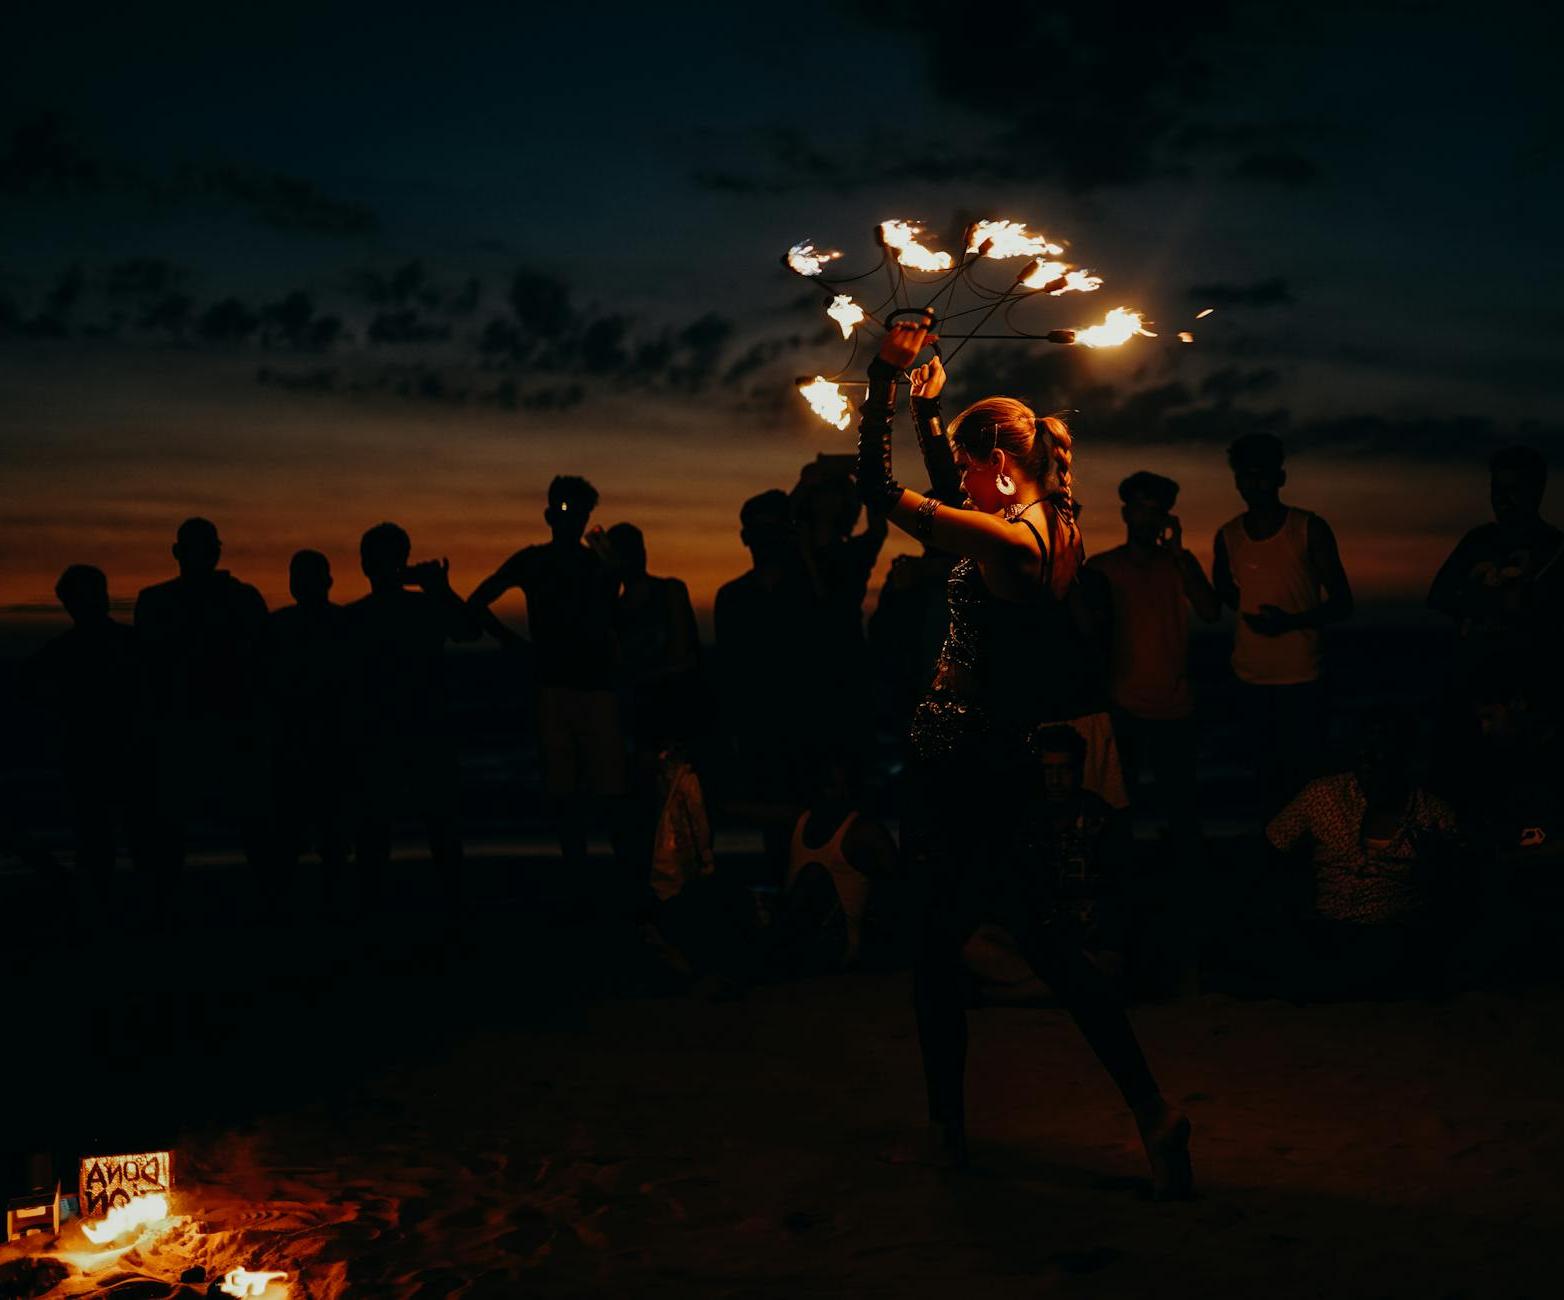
[1089,473,1220,845]
[856,314,1191,1197]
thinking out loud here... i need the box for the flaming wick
[826,294,865,339]
[967,219,1064,260]
[877,220,953,272]
[785,242,841,277]
[797,376,853,430]
[1073,307,1157,348]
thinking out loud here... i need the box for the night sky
[3,1,1560,630]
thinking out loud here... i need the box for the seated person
[773,749,898,974]
[964,725,1131,1002]
[1265,708,1463,998]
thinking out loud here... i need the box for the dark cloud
[1199,366,1282,402]
[366,309,451,345]
[1187,278,1294,308]
[105,258,186,297]
[693,8,1332,197]
[1230,150,1321,186]
[0,110,377,236]
[199,298,260,343]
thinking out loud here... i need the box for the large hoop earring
[996,472,1016,496]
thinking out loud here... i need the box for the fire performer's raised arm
[856,315,1062,602]
[907,356,964,507]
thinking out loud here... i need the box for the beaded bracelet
[911,496,940,540]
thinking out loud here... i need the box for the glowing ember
[878,220,953,272]
[1073,307,1157,348]
[1196,307,1215,319]
[1178,331,1195,343]
[826,294,865,339]
[966,219,1063,260]
[1019,260,1102,295]
[786,242,840,277]
[81,1193,169,1244]
[799,376,852,430]
[220,1268,290,1297]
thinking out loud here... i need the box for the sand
[5,958,1561,1299]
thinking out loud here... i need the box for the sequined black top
[910,509,1100,765]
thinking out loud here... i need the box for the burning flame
[799,376,852,430]
[786,242,840,277]
[878,220,952,272]
[220,1268,290,1297]
[967,220,1063,260]
[82,1193,169,1244]
[1019,260,1103,295]
[826,294,865,339]
[1178,331,1195,343]
[1195,307,1215,319]
[1073,307,1157,349]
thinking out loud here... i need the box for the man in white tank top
[1212,434,1354,817]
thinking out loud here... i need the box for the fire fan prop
[784,218,1157,428]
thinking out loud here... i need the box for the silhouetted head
[739,489,795,566]
[173,517,221,577]
[1489,445,1547,528]
[1119,470,1179,547]
[545,475,599,543]
[289,549,333,607]
[790,461,862,548]
[1352,706,1416,806]
[810,743,864,806]
[360,522,411,584]
[948,398,1074,517]
[1030,724,1088,804]
[55,564,109,625]
[1227,433,1287,510]
[606,523,647,579]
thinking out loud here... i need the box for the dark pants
[1113,712,1201,846]
[913,901,1162,1133]
[1238,679,1327,820]
[354,737,463,911]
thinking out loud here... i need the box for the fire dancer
[856,315,1191,1196]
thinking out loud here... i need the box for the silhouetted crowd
[13,439,1563,1001]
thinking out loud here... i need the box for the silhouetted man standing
[1089,472,1220,847]
[269,550,352,912]
[792,455,887,763]
[1212,436,1353,818]
[31,565,149,894]
[1428,445,1563,685]
[713,489,819,816]
[134,517,270,907]
[468,476,624,884]
[348,523,479,911]
[606,522,701,754]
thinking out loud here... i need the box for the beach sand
[5,927,1560,1299]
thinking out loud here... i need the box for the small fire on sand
[81,1193,170,1245]
[220,1267,291,1297]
